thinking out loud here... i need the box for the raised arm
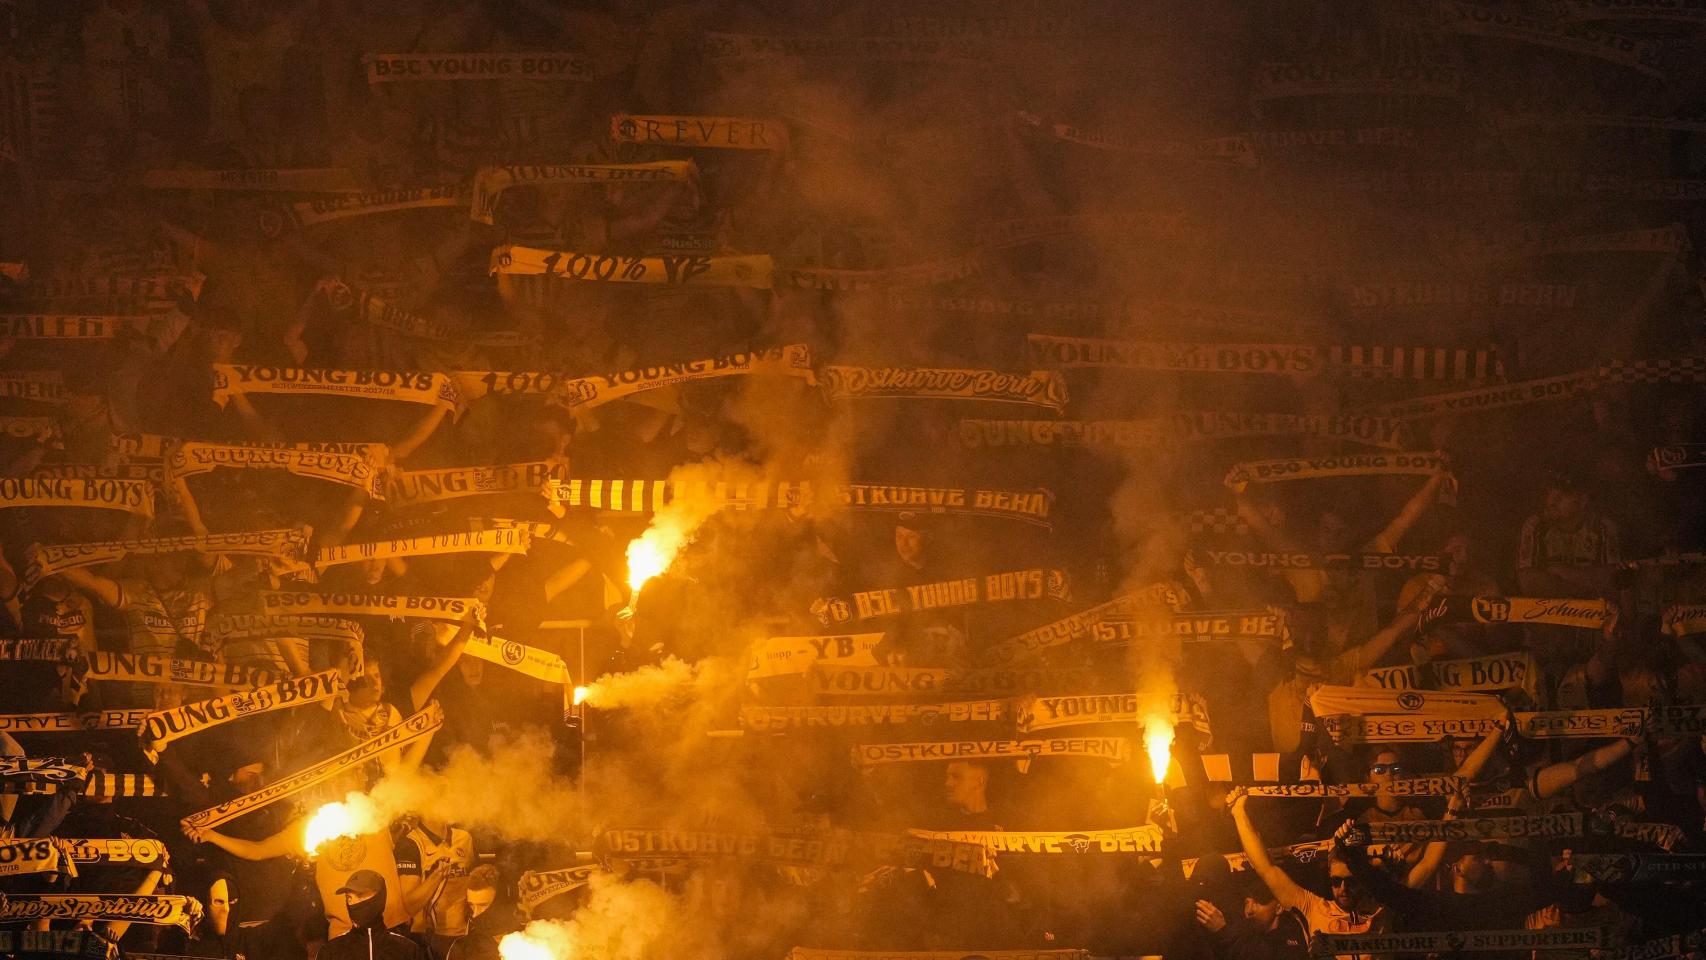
[1228,788,1308,909]
[396,857,455,923]
[1584,604,1619,691]
[58,566,121,609]
[1335,600,1427,676]
[0,550,19,610]
[1402,723,1508,887]
[228,392,284,443]
[1370,470,1447,553]
[102,867,166,942]
[1337,821,1428,909]
[316,488,371,549]
[390,406,450,463]
[1455,722,1508,783]
[1531,739,1633,799]
[409,616,475,712]
[185,816,304,861]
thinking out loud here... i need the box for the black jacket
[318,880,425,960]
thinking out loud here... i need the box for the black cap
[896,511,937,532]
[335,869,384,896]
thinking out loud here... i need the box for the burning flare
[625,529,678,596]
[1144,716,1174,784]
[622,463,743,598]
[572,686,589,706]
[500,920,575,960]
[303,794,384,856]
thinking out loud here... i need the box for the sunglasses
[1369,763,1404,776]
[1330,875,1357,888]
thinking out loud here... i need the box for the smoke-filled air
[1,2,1705,960]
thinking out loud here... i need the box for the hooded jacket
[318,877,426,960]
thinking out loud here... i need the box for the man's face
[1369,750,1404,809]
[1443,534,1471,569]
[465,887,495,918]
[1543,488,1587,522]
[894,526,925,567]
[1449,739,1473,769]
[344,890,376,913]
[458,656,485,684]
[1453,852,1489,888]
[230,762,264,793]
[348,672,382,709]
[149,555,189,592]
[943,762,986,811]
[1316,512,1351,553]
[1329,864,1363,911]
[1368,750,1403,783]
[1244,896,1280,929]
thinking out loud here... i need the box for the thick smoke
[577,654,722,710]
[499,875,696,960]
[366,732,584,844]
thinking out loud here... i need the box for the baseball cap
[335,869,385,896]
[896,511,937,532]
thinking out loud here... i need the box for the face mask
[348,891,385,928]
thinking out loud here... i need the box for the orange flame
[626,532,674,596]
[303,795,383,856]
[499,922,573,960]
[1144,718,1174,784]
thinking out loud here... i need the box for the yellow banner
[363,52,591,83]
[1013,691,1212,735]
[259,591,482,623]
[169,442,388,500]
[0,371,65,402]
[142,168,363,192]
[853,738,1130,767]
[906,826,1164,854]
[470,161,694,223]
[212,365,465,418]
[24,528,308,587]
[530,345,815,410]
[821,366,1067,411]
[316,528,531,569]
[0,895,202,933]
[980,590,1180,667]
[461,631,570,685]
[741,700,1011,731]
[0,477,154,518]
[1308,684,1507,719]
[389,462,566,507]
[0,315,138,339]
[139,670,343,747]
[492,246,775,287]
[610,114,785,150]
[83,651,279,689]
[0,416,62,445]
[273,184,466,233]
